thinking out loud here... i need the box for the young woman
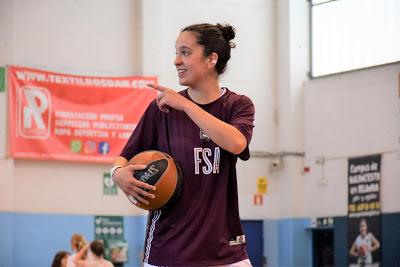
[349,218,380,265]
[112,23,255,267]
[51,251,70,267]
[66,234,87,267]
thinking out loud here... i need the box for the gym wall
[1,0,399,266]
[0,0,275,266]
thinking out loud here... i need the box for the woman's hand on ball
[113,164,156,206]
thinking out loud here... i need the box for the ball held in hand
[129,150,183,210]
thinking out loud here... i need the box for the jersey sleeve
[229,95,255,161]
[120,100,159,160]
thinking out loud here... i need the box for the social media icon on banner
[70,140,82,153]
[99,142,110,155]
[84,141,96,154]
[18,86,51,139]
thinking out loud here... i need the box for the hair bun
[217,23,235,42]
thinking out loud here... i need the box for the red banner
[8,65,157,163]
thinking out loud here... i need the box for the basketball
[358,244,368,257]
[128,150,183,210]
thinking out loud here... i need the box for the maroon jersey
[120,88,255,267]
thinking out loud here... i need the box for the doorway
[241,220,265,267]
[312,229,334,267]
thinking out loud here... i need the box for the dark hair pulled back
[182,23,236,75]
[90,240,105,257]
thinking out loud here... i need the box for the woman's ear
[209,52,218,66]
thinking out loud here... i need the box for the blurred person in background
[51,251,70,267]
[67,233,88,267]
[74,240,114,267]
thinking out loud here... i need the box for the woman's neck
[361,232,367,238]
[188,78,222,104]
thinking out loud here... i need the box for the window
[310,0,400,77]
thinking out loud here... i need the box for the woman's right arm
[349,241,358,257]
[112,156,156,207]
[74,245,89,267]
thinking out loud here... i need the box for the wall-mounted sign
[347,154,381,266]
[257,176,268,195]
[8,65,157,163]
[253,194,263,206]
[103,172,117,195]
[94,216,127,263]
[0,67,5,92]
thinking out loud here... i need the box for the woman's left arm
[183,101,247,154]
[74,245,89,267]
[148,84,250,155]
[370,234,380,251]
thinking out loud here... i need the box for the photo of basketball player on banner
[348,155,382,267]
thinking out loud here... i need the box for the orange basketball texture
[128,150,183,210]
[358,244,368,257]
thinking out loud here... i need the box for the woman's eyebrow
[176,45,192,51]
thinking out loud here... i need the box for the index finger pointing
[146,83,169,92]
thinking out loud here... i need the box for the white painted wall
[303,64,400,217]
[1,0,397,222]
[0,0,277,218]
[141,0,276,153]
[141,0,277,219]
[5,0,143,76]
[0,0,146,216]
[0,0,13,159]
[267,0,309,219]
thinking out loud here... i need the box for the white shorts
[144,258,252,267]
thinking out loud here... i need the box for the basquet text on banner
[8,65,157,163]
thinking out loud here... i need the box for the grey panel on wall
[333,216,348,267]
[381,213,400,266]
